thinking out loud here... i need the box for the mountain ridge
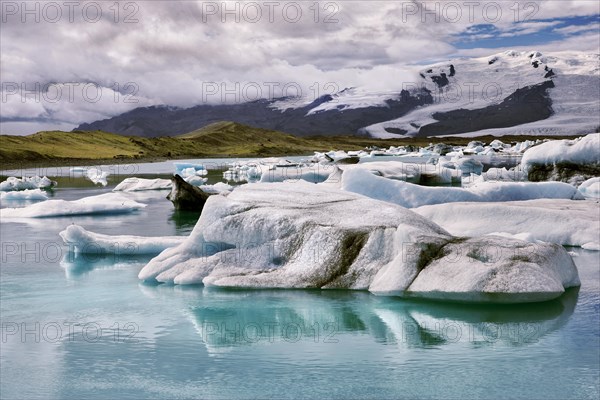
[74,50,599,138]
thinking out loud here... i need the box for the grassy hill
[0,122,584,169]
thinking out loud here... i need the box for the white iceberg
[259,164,336,183]
[59,225,186,254]
[183,175,208,186]
[414,199,600,249]
[341,161,461,185]
[341,168,583,208]
[0,176,56,191]
[521,133,600,171]
[138,182,579,303]
[174,162,207,176]
[223,162,263,183]
[0,193,146,218]
[199,182,233,194]
[70,167,109,186]
[0,189,48,201]
[578,177,600,199]
[113,177,172,192]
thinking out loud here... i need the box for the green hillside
[0,122,583,170]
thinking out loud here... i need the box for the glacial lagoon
[1,162,598,399]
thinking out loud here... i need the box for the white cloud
[554,22,600,35]
[0,0,598,134]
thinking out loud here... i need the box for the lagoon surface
[1,164,599,400]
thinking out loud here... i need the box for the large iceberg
[60,225,185,254]
[0,176,56,191]
[340,168,583,208]
[521,133,600,183]
[414,199,600,250]
[138,182,579,303]
[113,177,172,192]
[0,193,146,218]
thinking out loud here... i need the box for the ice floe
[70,167,110,186]
[0,189,49,201]
[0,176,56,191]
[174,162,208,176]
[0,193,146,218]
[59,225,185,254]
[138,182,579,303]
[578,177,600,199]
[113,177,172,192]
[414,199,600,249]
[342,161,462,184]
[340,168,583,208]
[259,164,337,183]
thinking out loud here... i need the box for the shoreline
[0,133,587,174]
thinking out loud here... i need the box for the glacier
[137,182,579,303]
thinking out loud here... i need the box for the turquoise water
[1,180,599,399]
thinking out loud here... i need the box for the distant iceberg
[70,166,110,186]
[0,176,56,191]
[0,189,48,201]
[1,193,146,218]
[521,133,600,171]
[138,182,579,303]
[520,133,600,183]
[339,168,583,208]
[113,177,172,192]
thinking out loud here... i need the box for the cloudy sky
[1,0,599,135]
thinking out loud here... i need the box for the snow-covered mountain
[76,50,599,138]
[363,50,600,138]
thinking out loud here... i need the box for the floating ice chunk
[59,225,186,254]
[578,177,600,199]
[174,162,207,176]
[341,168,583,208]
[454,158,483,175]
[582,242,600,251]
[138,182,579,303]
[341,161,461,184]
[223,162,263,183]
[414,199,599,249]
[200,182,233,194]
[113,177,172,192]
[0,193,146,218]
[259,164,336,183]
[521,133,600,172]
[0,189,48,201]
[183,176,208,186]
[0,176,56,191]
[70,167,109,186]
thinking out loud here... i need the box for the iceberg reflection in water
[141,286,579,352]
